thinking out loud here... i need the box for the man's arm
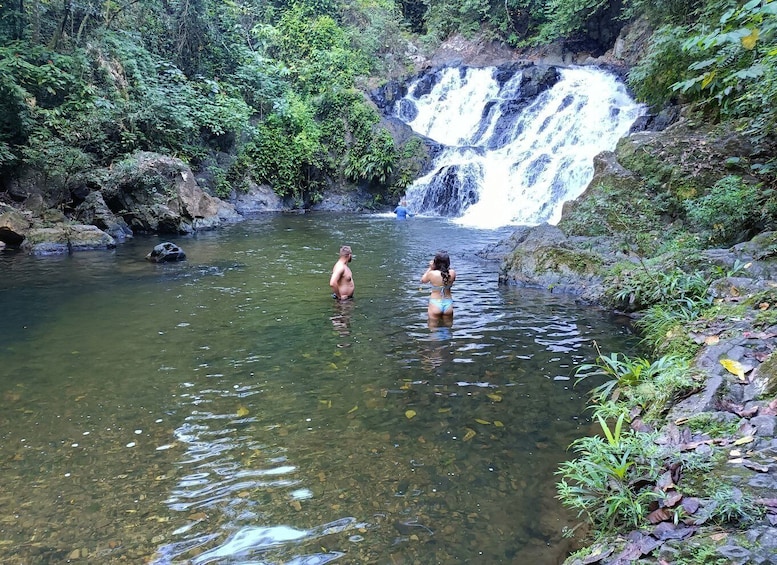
[330,263,344,295]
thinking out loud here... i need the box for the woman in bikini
[421,251,456,319]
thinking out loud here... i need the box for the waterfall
[394,66,646,229]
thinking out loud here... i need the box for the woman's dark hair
[433,251,451,285]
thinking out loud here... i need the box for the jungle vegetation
[0,0,775,206]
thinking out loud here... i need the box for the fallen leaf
[493,421,504,427]
[487,393,502,402]
[663,490,683,507]
[405,410,416,419]
[733,436,754,446]
[236,406,249,417]
[347,405,358,414]
[463,428,476,441]
[438,408,451,413]
[474,418,491,425]
[704,335,720,345]
[648,507,672,524]
[720,358,745,380]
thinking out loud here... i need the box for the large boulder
[0,204,31,246]
[229,181,285,214]
[20,225,115,255]
[74,191,134,242]
[101,152,241,234]
[497,223,618,300]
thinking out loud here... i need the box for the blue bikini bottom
[429,297,453,313]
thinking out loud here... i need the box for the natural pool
[0,213,638,564]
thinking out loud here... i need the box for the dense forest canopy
[0,0,775,207]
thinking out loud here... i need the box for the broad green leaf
[734,64,765,79]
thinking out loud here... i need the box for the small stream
[0,213,638,564]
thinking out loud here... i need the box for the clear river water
[0,212,638,564]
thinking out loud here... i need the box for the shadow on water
[0,213,638,564]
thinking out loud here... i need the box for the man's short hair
[339,245,352,256]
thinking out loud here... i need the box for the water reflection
[330,299,354,344]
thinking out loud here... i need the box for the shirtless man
[330,245,355,300]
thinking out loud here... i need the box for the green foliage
[388,137,426,198]
[700,486,765,525]
[556,416,661,531]
[624,0,708,26]
[344,0,411,77]
[536,0,611,44]
[230,51,290,118]
[635,302,704,358]
[245,94,323,199]
[628,26,698,109]
[344,129,396,185]
[605,260,711,312]
[683,175,763,245]
[672,0,777,144]
[315,87,403,190]
[684,413,740,437]
[21,132,94,198]
[575,350,682,405]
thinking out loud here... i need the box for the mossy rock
[498,224,611,296]
[756,350,777,396]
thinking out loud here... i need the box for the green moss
[559,180,664,241]
[685,413,740,438]
[538,247,604,275]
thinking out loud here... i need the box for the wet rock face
[146,242,186,263]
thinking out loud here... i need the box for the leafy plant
[683,175,762,245]
[556,417,661,531]
[684,413,740,438]
[699,486,764,526]
[605,260,711,312]
[672,0,777,144]
[575,347,678,404]
[635,302,704,357]
[628,25,698,109]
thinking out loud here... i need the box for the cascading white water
[395,66,645,229]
